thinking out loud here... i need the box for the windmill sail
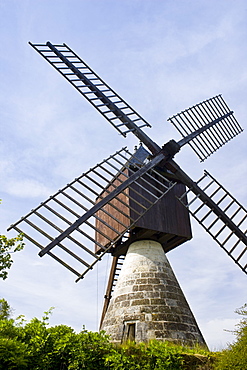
[8,147,176,281]
[29,42,161,155]
[178,170,247,274]
[8,41,246,284]
[168,95,243,161]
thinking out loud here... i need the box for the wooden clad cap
[95,146,192,255]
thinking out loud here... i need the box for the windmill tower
[9,42,247,346]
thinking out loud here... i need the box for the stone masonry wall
[101,240,206,346]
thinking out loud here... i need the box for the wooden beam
[99,256,118,329]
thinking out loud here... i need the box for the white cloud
[6,179,52,198]
[202,318,237,351]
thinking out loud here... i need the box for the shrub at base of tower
[105,340,215,370]
[214,304,247,370]
[0,307,112,370]
[0,304,214,369]
[10,299,247,369]
[0,304,216,369]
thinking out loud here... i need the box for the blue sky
[1,0,247,350]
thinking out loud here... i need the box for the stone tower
[101,240,206,346]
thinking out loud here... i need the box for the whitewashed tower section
[101,240,205,345]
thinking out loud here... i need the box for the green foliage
[0,200,25,280]
[0,307,215,370]
[214,303,247,370]
[0,337,28,369]
[0,304,112,369]
[0,233,25,280]
[0,300,223,369]
[0,317,27,369]
[105,340,214,370]
[105,341,149,370]
[146,340,183,369]
[69,330,112,369]
[0,298,13,319]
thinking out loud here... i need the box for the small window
[122,321,136,342]
[126,323,136,341]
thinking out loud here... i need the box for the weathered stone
[146,291,161,299]
[132,285,140,292]
[152,313,167,321]
[131,299,150,306]
[101,240,206,346]
[120,279,135,287]
[138,284,154,291]
[136,278,148,284]
[140,306,153,313]
[150,298,165,305]
[154,284,167,291]
[166,313,182,323]
[114,294,129,303]
[148,322,164,331]
[120,300,131,307]
[129,292,145,299]
[154,330,167,338]
[147,278,161,284]
[145,313,152,321]
[166,298,181,307]
[141,272,154,278]
[181,315,197,325]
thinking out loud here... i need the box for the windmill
[9,42,247,346]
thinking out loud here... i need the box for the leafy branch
[0,199,25,280]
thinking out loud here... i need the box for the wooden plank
[95,171,130,252]
[99,256,118,329]
[95,164,192,255]
[130,179,192,239]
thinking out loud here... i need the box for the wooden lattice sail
[9,147,177,280]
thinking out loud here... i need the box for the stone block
[138,284,154,291]
[146,291,161,299]
[141,272,154,278]
[154,284,167,291]
[147,278,161,284]
[120,300,130,307]
[152,313,168,321]
[129,292,145,300]
[114,294,129,303]
[150,298,165,305]
[136,278,148,284]
[131,299,150,306]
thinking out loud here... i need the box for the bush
[105,340,214,370]
[0,300,219,369]
[215,304,247,370]
[0,305,112,369]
